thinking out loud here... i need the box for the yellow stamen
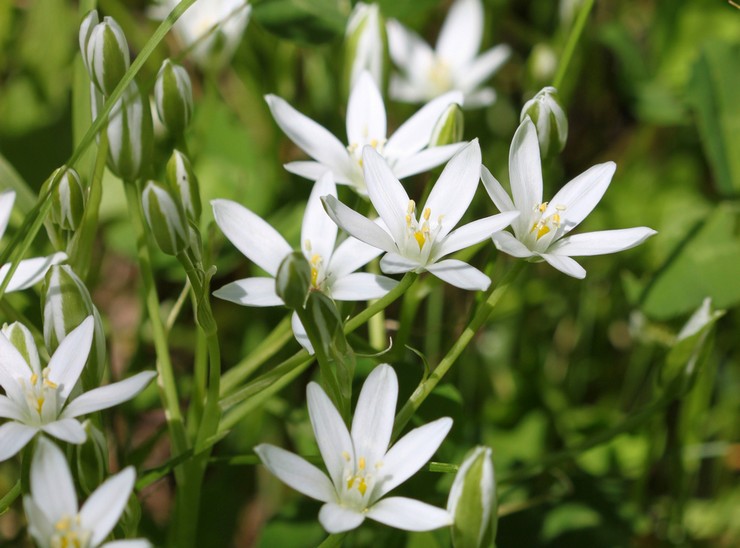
[537,202,549,212]
[405,214,412,226]
[414,231,426,250]
[423,207,431,221]
[370,138,379,149]
[536,225,551,239]
[551,213,561,226]
[407,200,416,215]
[358,457,366,470]
[36,397,44,414]
[30,373,38,385]
[357,477,367,496]
[310,254,321,287]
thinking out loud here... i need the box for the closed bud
[43,265,106,388]
[49,167,86,231]
[526,44,557,86]
[86,15,130,96]
[75,420,109,495]
[142,180,188,256]
[345,2,384,91]
[78,10,99,73]
[429,103,464,147]
[276,251,311,309]
[448,446,497,548]
[1,322,41,373]
[155,60,193,136]
[520,86,568,158]
[107,83,153,182]
[166,150,202,221]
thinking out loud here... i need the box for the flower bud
[79,10,99,73]
[43,265,106,388]
[1,322,41,373]
[107,83,153,182]
[154,60,193,136]
[142,180,188,256]
[429,103,464,147]
[345,2,384,90]
[75,420,109,495]
[166,150,202,221]
[48,167,86,231]
[276,251,311,309]
[526,44,557,86]
[86,15,130,96]
[520,86,568,158]
[448,446,497,548]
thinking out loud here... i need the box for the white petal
[322,196,397,254]
[386,20,434,76]
[491,231,535,258]
[255,443,336,503]
[422,140,481,240]
[330,273,398,301]
[0,395,24,421]
[47,316,94,403]
[426,259,490,290]
[30,438,78,522]
[458,45,511,92]
[212,199,291,277]
[265,94,352,176]
[549,227,657,257]
[386,92,464,157]
[0,422,36,461]
[291,312,314,355]
[284,161,336,182]
[61,372,156,418]
[389,75,429,104]
[0,329,34,392]
[328,236,383,279]
[379,252,419,274]
[307,382,354,489]
[436,0,483,68]
[509,119,543,228]
[24,496,55,547]
[0,190,14,238]
[392,144,465,181]
[213,278,284,307]
[318,502,366,533]
[301,173,338,263]
[463,88,497,109]
[42,419,87,444]
[481,165,515,213]
[367,497,452,531]
[346,72,386,147]
[80,467,135,545]
[0,253,67,293]
[546,162,616,235]
[101,541,152,548]
[435,212,519,260]
[541,253,586,279]
[363,147,410,241]
[378,417,452,497]
[351,364,397,468]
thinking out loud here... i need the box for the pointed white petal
[386,92,464,157]
[318,502,366,533]
[377,417,452,497]
[47,316,94,403]
[422,140,481,239]
[61,372,156,418]
[351,365,397,468]
[541,253,586,279]
[509,119,543,225]
[42,419,87,444]
[307,382,354,489]
[265,94,352,175]
[379,252,419,274]
[425,259,490,290]
[30,438,78,522]
[435,212,519,260]
[0,422,36,461]
[291,312,314,355]
[481,165,515,213]
[301,173,338,263]
[463,88,497,109]
[80,467,135,545]
[328,236,383,279]
[549,227,657,257]
[367,497,452,531]
[363,147,410,240]
[392,144,466,181]
[458,45,511,91]
[0,329,34,390]
[389,75,429,104]
[546,162,616,235]
[213,278,284,307]
[0,253,67,293]
[101,540,152,548]
[436,0,483,67]
[24,496,55,547]
[212,199,291,277]
[331,273,398,301]
[0,190,14,238]
[346,72,387,147]
[386,20,434,74]
[255,444,336,503]
[322,196,397,254]
[284,161,333,182]
[491,230,535,258]
[0,395,24,421]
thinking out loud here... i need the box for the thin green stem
[345,272,417,334]
[0,480,21,514]
[318,533,347,547]
[552,0,595,89]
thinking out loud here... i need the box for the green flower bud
[43,265,106,388]
[142,180,188,256]
[78,10,99,73]
[448,446,497,548]
[275,251,311,309]
[75,420,109,495]
[1,322,41,373]
[520,86,568,158]
[429,103,464,147]
[155,60,193,136]
[166,150,201,221]
[48,167,86,231]
[345,2,384,91]
[86,15,130,96]
[106,83,153,182]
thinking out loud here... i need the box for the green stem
[552,0,596,89]
[318,533,347,547]
[0,480,21,514]
[345,272,417,334]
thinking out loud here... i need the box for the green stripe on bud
[276,251,311,309]
[1,322,41,374]
[155,60,193,136]
[48,167,86,231]
[344,2,385,91]
[429,103,464,147]
[166,150,201,221]
[78,10,99,73]
[142,180,188,256]
[86,15,130,97]
[520,86,568,158]
[448,446,497,548]
[106,83,153,182]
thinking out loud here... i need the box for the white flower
[212,173,398,352]
[24,437,151,548]
[346,3,384,89]
[323,141,519,291]
[0,317,156,461]
[0,190,66,293]
[482,118,657,279]
[255,364,453,534]
[266,70,465,194]
[387,0,511,108]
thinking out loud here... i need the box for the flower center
[428,59,453,93]
[20,367,59,422]
[404,200,443,258]
[51,514,91,548]
[340,451,384,510]
[526,202,566,249]
[347,138,386,168]
[303,240,326,290]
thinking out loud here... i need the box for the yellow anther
[405,214,412,226]
[36,397,44,414]
[370,138,379,149]
[407,200,416,214]
[358,478,367,496]
[56,517,71,531]
[422,222,430,233]
[30,373,38,385]
[358,457,366,470]
[551,213,561,226]
[311,268,319,287]
[414,231,426,250]
[423,207,431,221]
[342,451,351,461]
[537,202,549,213]
[311,254,321,266]
[347,143,358,153]
[536,225,551,240]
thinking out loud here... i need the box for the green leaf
[252,0,347,45]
